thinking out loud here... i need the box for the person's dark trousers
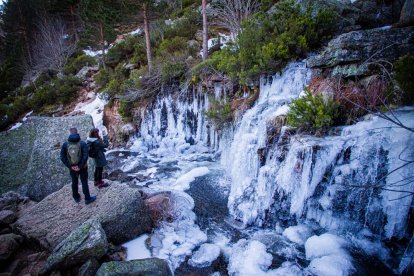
[70,167,91,200]
[94,167,103,182]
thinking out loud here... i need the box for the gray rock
[0,115,94,201]
[42,219,108,274]
[96,258,172,276]
[14,183,152,250]
[0,210,16,225]
[0,191,24,212]
[399,0,414,27]
[76,66,99,81]
[78,258,100,276]
[0,233,23,260]
[307,26,414,77]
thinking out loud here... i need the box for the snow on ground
[9,111,33,131]
[123,234,151,260]
[173,167,210,191]
[305,233,355,276]
[74,94,107,131]
[83,49,104,57]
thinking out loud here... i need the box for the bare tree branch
[210,0,259,38]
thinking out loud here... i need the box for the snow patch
[123,234,151,260]
[9,111,33,131]
[74,94,107,130]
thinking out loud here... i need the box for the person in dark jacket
[87,128,110,188]
[60,127,96,204]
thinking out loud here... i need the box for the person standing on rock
[87,128,110,188]
[60,127,97,204]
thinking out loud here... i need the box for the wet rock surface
[0,115,94,201]
[14,183,152,250]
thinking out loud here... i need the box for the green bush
[64,54,97,75]
[29,76,81,111]
[287,88,340,133]
[118,100,133,122]
[95,67,113,88]
[210,0,336,84]
[106,36,143,66]
[394,54,414,105]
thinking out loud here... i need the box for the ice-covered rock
[305,233,355,276]
[188,243,221,268]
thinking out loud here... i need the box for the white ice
[228,239,274,276]
[305,233,355,276]
[123,234,151,260]
[283,224,313,245]
[173,167,210,191]
[188,243,221,268]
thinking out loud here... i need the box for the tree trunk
[202,0,208,61]
[143,2,152,72]
[99,22,106,69]
[70,5,79,42]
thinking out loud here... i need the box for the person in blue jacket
[87,128,110,188]
[60,127,96,204]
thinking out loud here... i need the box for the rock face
[399,0,414,27]
[13,183,152,250]
[0,233,23,260]
[78,258,100,276]
[307,26,414,77]
[96,258,172,276]
[0,115,94,201]
[299,0,403,32]
[42,219,108,273]
[103,99,136,147]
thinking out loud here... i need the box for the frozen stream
[82,62,413,275]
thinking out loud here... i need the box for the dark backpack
[88,141,98,158]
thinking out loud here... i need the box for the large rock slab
[307,26,414,77]
[96,258,172,276]
[13,183,152,250]
[41,219,108,273]
[0,115,94,201]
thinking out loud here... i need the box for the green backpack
[67,142,81,165]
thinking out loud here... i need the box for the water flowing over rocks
[0,115,94,201]
[41,218,108,274]
[96,258,172,276]
[14,183,152,250]
[307,26,414,78]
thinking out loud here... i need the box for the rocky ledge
[14,182,153,250]
[307,26,414,78]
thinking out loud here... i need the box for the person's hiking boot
[94,181,99,187]
[73,195,81,203]
[97,181,109,188]
[85,195,97,205]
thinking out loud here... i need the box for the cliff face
[0,115,94,201]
